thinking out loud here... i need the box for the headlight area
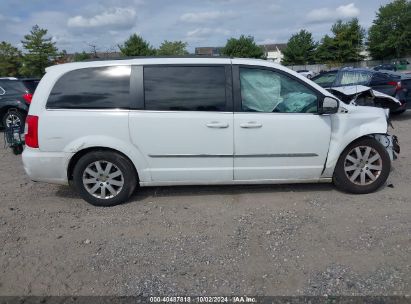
[372,134,400,161]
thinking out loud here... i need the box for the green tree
[282,30,317,65]
[73,51,91,62]
[331,18,365,63]
[315,35,338,64]
[118,34,156,56]
[157,40,189,56]
[368,0,411,60]
[315,18,365,64]
[221,35,264,58]
[0,41,22,76]
[19,25,58,77]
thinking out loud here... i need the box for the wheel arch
[322,133,388,178]
[67,147,139,183]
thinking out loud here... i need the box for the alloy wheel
[82,160,124,199]
[344,146,382,186]
[5,113,21,128]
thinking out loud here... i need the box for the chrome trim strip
[149,153,318,158]
[46,108,130,112]
[238,153,318,158]
[149,154,231,158]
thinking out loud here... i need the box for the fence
[287,57,411,73]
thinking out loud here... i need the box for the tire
[2,110,26,129]
[333,138,391,194]
[73,150,137,206]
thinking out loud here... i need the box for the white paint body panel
[234,113,331,180]
[22,57,392,187]
[128,111,233,182]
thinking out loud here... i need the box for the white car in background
[297,69,316,79]
[22,57,399,206]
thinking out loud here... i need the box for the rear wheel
[333,138,391,194]
[2,110,25,128]
[73,151,137,206]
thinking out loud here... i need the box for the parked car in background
[0,77,40,128]
[378,70,411,107]
[373,64,397,71]
[297,69,315,79]
[392,59,410,71]
[22,58,399,206]
[311,68,407,114]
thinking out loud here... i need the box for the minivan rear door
[129,63,234,183]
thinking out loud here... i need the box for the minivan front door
[129,64,234,183]
[233,65,331,181]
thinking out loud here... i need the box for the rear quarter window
[47,66,131,109]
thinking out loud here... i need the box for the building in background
[194,43,287,63]
[195,47,223,56]
[261,44,287,63]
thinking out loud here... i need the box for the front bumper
[373,134,400,161]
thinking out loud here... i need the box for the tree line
[0,0,410,77]
[282,0,411,65]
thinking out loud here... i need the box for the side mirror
[320,96,339,115]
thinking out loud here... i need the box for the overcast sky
[0,0,392,53]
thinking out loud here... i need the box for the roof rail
[81,55,234,62]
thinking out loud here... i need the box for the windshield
[312,72,337,87]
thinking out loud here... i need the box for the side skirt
[140,178,333,187]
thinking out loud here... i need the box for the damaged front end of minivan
[372,133,400,161]
[328,85,402,113]
[322,101,400,178]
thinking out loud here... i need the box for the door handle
[206,122,229,128]
[240,121,262,128]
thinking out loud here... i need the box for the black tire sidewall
[73,151,137,207]
[333,138,391,194]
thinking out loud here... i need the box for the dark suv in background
[0,77,40,128]
[311,68,409,114]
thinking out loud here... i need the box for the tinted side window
[0,80,27,94]
[47,66,131,109]
[0,81,6,95]
[240,68,318,113]
[144,66,226,111]
[370,73,390,85]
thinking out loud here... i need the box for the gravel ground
[0,112,410,296]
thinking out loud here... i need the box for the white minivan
[22,58,399,206]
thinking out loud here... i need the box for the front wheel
[73,151,137,206]
[333,138,391,194]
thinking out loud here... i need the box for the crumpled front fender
[321,105,394,177]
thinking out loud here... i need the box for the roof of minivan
[46,57,273,73]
